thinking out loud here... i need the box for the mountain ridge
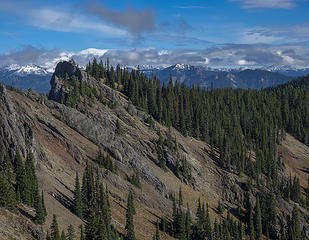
[2,62,307,93]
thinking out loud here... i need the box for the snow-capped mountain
[1,62,308,93]
[4,64,54,75]
[0,64,53,93]
[141,64,297,89]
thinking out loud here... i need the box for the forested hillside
[0,60,308,240]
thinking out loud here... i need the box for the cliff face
[0,61,308,239]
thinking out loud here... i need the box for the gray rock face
[47,61,167,195]
[48,61,80,102]
[0,84,33,158]
[49,61,127,107]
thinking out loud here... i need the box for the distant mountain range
[0,65,53,93]
[140,64,309,89]
[1,63,309,92]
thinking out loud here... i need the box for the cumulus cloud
[230,0,297,9]
[83,0,156,36]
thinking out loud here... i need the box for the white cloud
[230,0,297,9]
[238,59,256,65]
[277,50,295,64]
[28,9,127,36]
[1,45,309,70]
[78,48,109,56]
[240,30,282,44]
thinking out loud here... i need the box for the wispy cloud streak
[230,0,297,9]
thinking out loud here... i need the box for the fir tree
[178,187,183,207]
[67,225,75,240]
[15,150,26,203]
[34,191,45,224]
[73,172,83,218]
[255,196,262,240]
[85,211,99,240]
[289,205,301,240]
[24,152,38,206]
[60,230,66,240]
[249,205,255,240]
[0,174,17,212]
[79,224,85,240]
[42,190,47,217]
[46,230,51,240]
[125,189,136,240]
[185,206,192,240]
[306,178,309,210]
[51,214,60,240]
[153,221,160,240]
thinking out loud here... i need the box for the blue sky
[1,0,309,68]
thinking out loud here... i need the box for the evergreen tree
[67,225,75,240]
[248,205,255,240]
[15,150,26,202]
[51,214,60,240]
[34,191,45,224]
[185,205,192,240]
[255,196,262,240]
[60,230,66,240]
[79,224,85,240]
[73,172,83,218]
[46,230,51,240]
[178,187,183,207]
[153,221,160,240]
[24,152,38,206]
[85,211,99,240]
[306,178,309,210]
[125,189,136,240]
[0,174,16,212]
[289,205,301,240]
[42,190,47,217]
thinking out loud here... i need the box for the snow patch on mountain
[4,64,53,75]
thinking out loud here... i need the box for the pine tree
[126,189,136,240]
[153,221,160,240]
[24,152,38,206]
[15,150,26,203]
[205,204,212,240]
[67,225,75,240]
[42,190,47,217]
[290,205,301,240]
[35,191,45,224]
[51,214,60,240]
[73,172,83,218]
[255,196,262,240]
[178,187,183,207]
[85,211,99,240]
[306,178,309,210]
[79,224,85,240]
[46,230,51,240]
[60,230,66,240]
[0,174,16,212]
[249,205,255,240]
[185,206,192,240]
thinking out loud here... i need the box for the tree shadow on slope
[54,189,74,214]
